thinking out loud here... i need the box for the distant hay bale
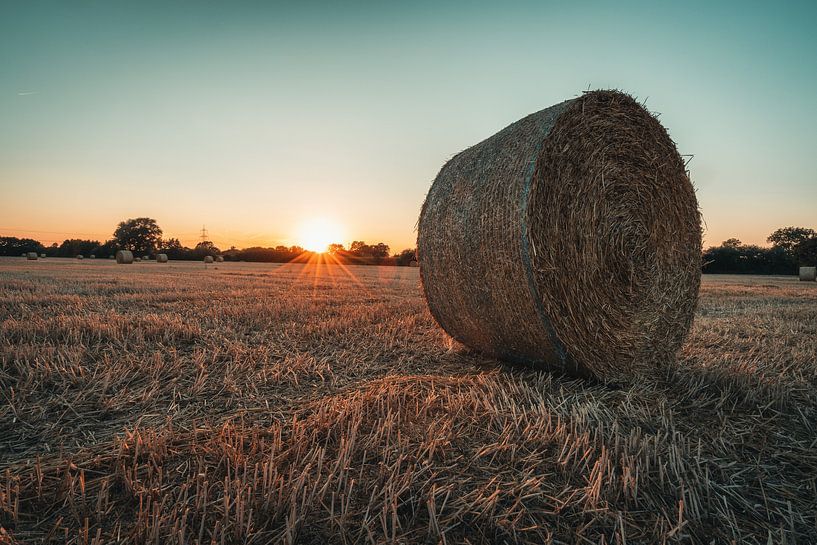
[26,252,38,260]
[116,250,134,264]
[215,256,224,262]
[142,255,149,260]
[21,253,26,257]
[108,255,114,259]
[76,255,84,260]
[418,90,701,381]
[203,256,214,264]
[409,260,419,267]
[89,254,96,259]
[800,266,817,281]
[40,253,46,258]
[134,257,142,262]
[156,253,168,263]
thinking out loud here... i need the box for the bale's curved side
[419,99,574,370]
[156,254,169,263]
[116,250,134,264]
[800,267,817,281]
[418,90,701,380]
[26,252,38,260]
[204,256,214,264]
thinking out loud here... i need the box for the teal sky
[1,0,815,251]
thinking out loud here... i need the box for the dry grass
[1,258,816,544]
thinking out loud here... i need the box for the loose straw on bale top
[418,90,702,381]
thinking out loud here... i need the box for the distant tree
[113,218,163,254]
[0,236,45,256]
[92,239,118,258]
[193,241,220,257]
[767,227,816,255]
[722,238,742,248]
[795,237,817,266]
[327,243,346,255]
[394,248,417,266]
[348,241,390,263]
[57,239,100,257]
[159,238,183,251]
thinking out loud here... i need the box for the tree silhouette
[767,227,816,255]
[113,218,163,254]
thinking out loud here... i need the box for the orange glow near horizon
[296,218,345,253]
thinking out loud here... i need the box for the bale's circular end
[418,90,701,381]
[156,253,169,263]
[800,267,817,281]
[203,256,214,264]
[26,252,38,260]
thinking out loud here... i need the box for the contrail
[17,90,38,96]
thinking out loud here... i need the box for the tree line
[6,219,812,273]
[702,227,816,274]
[0,218,419,266]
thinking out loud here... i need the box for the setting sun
[297,218,344,253]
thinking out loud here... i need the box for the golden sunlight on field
[1,258,816,544]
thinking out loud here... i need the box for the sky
[1,0,815,251]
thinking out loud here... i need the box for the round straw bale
[26,252,38,260]
[108,255,114,259]
[215,255,224,262]
[418,90,701,380]
[203,255,214,264]
[89,254,96,259]
[800,266,817,281]
[134,257,142,262]
[77,255,84,260]
[40,253,46,258]
[156,253,168,263]
[21,253,26,257]
[116,250,134,264]
[409,260,419,267]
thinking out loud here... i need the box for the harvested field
[1,258,816,544]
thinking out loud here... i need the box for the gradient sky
[1,0,815,251]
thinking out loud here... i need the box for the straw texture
[418,90,701,380]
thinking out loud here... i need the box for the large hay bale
[418,90,701,380]
[215,255,224,262]
[76,255,84,260]
[203,256,214,264]
[156,253,169,263]
[800,266,817,281]
[116,250,134,264]
[26,252,38,260]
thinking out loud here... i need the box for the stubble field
[1,258,816,544]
